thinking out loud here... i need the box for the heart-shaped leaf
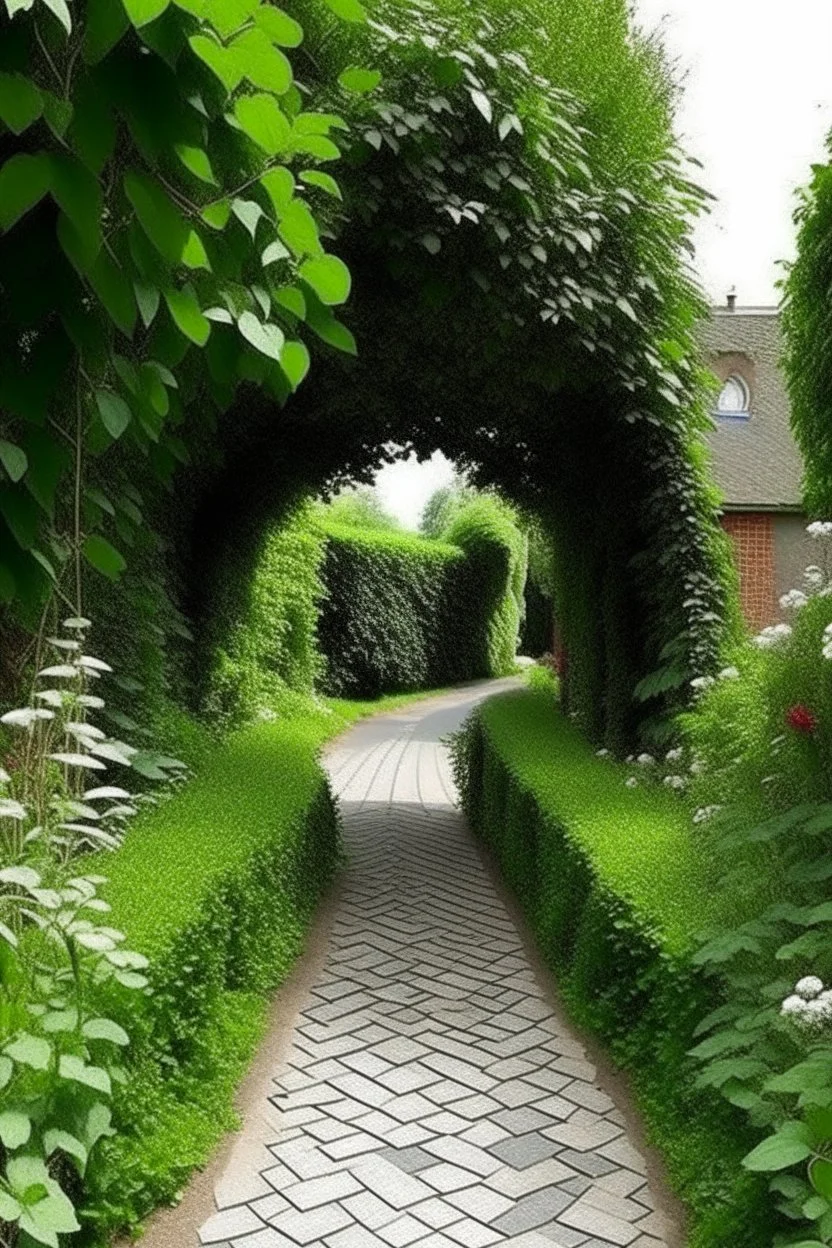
[95,391,131,439]
[238,311,284,362]
[189,34,243,92]
[299,254,351,305]
[0,440,28,482]
[235,94,290,156]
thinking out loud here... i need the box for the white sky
[375,0,832,528]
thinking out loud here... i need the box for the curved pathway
[197,683,680,1248]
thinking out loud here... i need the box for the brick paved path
[198,683,678,1248]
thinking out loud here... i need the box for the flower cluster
[752,622,793,650]
[693,803,722,824]
[807,521,832,540]
[823,622,832,661]
[781,976,832,1026]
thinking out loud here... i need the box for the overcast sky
[375,0,832,527]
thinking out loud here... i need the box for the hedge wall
[316,500,525,698]
[83,715,340,1239]
[451,687,771,1248]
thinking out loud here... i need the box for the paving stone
[350,1155,435,1209]
[489,1133,556,1170]
[445,1184,514,1222]
[486,1160,578,1199]
[232,1231,295,1248]
[423,1137,503,1177]
[342,1191,400,1231]
[326,1225,390,1248]
[270,1203,353,1244]
[380,1146,437,1174]
[200,1207,266,1243]
[420,1163,483,1194]
[494,1107,556,1135]
[377,1214,432,1246]
[559,1201,640,1246]
[411,1197,466,1229]
[249,1194,291,1221]
[492,1187,577,1235]
[444,1217,504,1247]
[283,1171,362,1210]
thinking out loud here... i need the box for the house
[699,301,811,631]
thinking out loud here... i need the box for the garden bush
[451,688,772,1248]
[315,497,526,698]
[84,712,341,1239]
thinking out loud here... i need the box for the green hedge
[451,688,771,1248]
[317,500,525,698]
[83,715,340,1240]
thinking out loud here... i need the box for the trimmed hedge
[84,715,340,1239]
[316,500,525,698]
[451,688,771,1248]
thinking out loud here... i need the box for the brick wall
[721,512,777,631]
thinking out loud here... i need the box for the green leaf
[274,285,305,317]
[234,28,293,93]
[261,167,295,214]
[0,1192,21,1222]
[125,171,189,265]
[95,391,132,439]
[0,440,28,483]
[189,33,243,92]
[135,282,161,328]
[238,311,284,361]
[202,199,231,230]
[0,73,43,134]
[811,1158,832,1200]
[0,1110,32,1149]
[88,249,137,335]
[0,1054,13,1088]
[255,6,303,46]
[83,0,130,63]
[122,0,170,26]
[299,254,351,306]
[44,1128,88,1172]
[231,199,264,242]
[278,198,321,258]
[58,1054,112,1094]
[42,0,72,34]
[49,154,102,264]
[83,1017,130,1045]
[182,229,210,270]
[235,94,290,156]
[281,339,310,389]
[299,170,342,199]
[175,144,217,185]
[165,285,211,346]
[0,154,51,232]
[338,66,381,94]
[199,0,253,36]
[5,1034,51,1071]
[82,535,126,580]
[262,240,291,266]
[19,1187,80,1241]
[321,0,366,21]
[743,1129,813,1172]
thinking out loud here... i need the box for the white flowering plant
[684,525,832,1245]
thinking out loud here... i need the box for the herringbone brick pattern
[198,684,678,1248]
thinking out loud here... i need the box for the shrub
[79,714,340,1239]
[451,688,771,1248]
[202,508,326,724]
[316,498,526,698]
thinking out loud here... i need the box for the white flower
[779,589,808,611]
[663,774,686,790]
[689,760,706,775]
[636,753,655,766]
[0,767,9,785]
[257,708,278,722]
[665,747,683,762]
[595,748,610,758]
[625,776,638,788]
[0,798,27,821]
[795,976,824,1000]
[805,565,825,591]
[693,804,721,824]
[718,666,740,681]
[690,675,715,691]
[1,708,54,728]
[752,623,792,650]
[781,994,807,1017]
[807,521,832,540]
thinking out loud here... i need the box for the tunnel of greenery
[0,0,735,756]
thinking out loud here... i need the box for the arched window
[715,374,750,417]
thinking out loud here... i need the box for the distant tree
[420,478,476,538]
[315,486,400,532]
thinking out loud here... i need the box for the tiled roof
[699,309,804,510]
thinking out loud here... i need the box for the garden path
[197,682,680,1248]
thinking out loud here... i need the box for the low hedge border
[451,688,771,1248]
[84,715,341,1241]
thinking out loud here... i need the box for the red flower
[786,704,818,735]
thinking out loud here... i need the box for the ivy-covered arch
[0,0,734,751]
[178,0,733,748]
